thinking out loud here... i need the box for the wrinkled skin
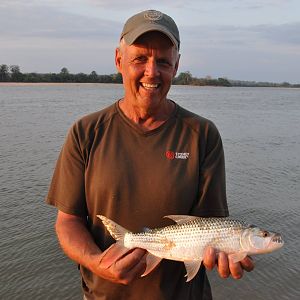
[115,31,179,130]
[93,244,148,285]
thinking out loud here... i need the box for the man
[47,10,254,300]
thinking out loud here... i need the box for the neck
[119,99,175,131]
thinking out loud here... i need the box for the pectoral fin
[228,252,248,263]
[184,260,202,282]
[141,253,162,277]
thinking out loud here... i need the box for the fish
[97,215,284,281]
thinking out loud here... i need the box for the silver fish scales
[98,215,284,281]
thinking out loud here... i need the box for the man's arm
[55,211,147,285]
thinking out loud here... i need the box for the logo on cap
[144,10,163,21]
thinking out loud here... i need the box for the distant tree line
[172,71,300,88]
[172,71,232,86]
[228,79,300,88]
[0,65,123,83]
[1,64,299,87]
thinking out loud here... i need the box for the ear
[115,47,122,73]
[173,53,181,77]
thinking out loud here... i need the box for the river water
[0,83,299,299]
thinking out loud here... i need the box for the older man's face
[116,31,179,113]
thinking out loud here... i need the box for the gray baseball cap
[120,10,180,50]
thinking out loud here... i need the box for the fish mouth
[271,234,284,245]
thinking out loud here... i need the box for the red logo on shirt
[165,150,190,160]
[165,150,175,160]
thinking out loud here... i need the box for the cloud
[177,22,300,82]
[0,1,121,73]
[86,0,189,9]
[252,23,300,46]
[198,0,293,8]
[0,3,120,41]
[86,0,290,9]
[1,0,299,82]
[181,22,300,51]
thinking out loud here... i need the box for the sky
[1,0,299,83]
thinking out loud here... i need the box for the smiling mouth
[141,83,160,89]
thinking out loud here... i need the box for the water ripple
[1,85,300,299]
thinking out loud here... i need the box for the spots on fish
[98,215,284,281]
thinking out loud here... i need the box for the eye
[157,59,172,66]
[261,231,269,238]
[133,56,147,63]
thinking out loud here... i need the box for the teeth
[142,83,159,89]
[272,236,283,243]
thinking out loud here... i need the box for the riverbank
[0,82,117,87]
[1,82,299,88]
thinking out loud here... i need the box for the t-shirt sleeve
[192,121,229,217]
[46,122,88,217]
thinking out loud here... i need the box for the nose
[144,59,160,77]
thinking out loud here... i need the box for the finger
[240,256,255,272]
[100,243,132,269]
[217,252,230,278]
[119,252,148,284]
[228,257,243,279]
[111,249,147,284]
[115,248,147,272]
[203,247,216,271]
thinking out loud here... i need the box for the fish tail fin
[97,215,130,241]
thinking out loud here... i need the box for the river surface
[0,83,299,299]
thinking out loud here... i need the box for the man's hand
[91,243,147,285]
[55,211,147,285]
[203,247,254,279]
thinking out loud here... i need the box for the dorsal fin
[164,215,198,225]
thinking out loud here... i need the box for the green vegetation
[0,65,123,84]
[172,71,232,87]
[1,64,299,87]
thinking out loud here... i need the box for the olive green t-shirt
[47,101,228,300]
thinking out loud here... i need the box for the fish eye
[261,231,269,238]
